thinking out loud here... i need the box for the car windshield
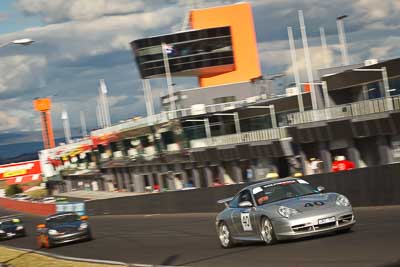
[252,179,317,206]
[0,220,15,228]
[46,214,79,227]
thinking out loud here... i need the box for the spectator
[332,156,355,172]
[245,167,253,181]
[310,158,323,174]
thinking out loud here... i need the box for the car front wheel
[218,222,235,248]
[260,217,277,245]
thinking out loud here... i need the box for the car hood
[263,193,340,212]
[0,225,17,233]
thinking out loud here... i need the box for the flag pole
[161,42,176,116]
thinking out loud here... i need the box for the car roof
[239,177,301,194]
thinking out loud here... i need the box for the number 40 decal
[241,213,253,231]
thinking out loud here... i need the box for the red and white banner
[0,160,42,180]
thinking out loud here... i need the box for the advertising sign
[0,160,41,180]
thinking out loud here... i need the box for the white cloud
[0,98,40,132]
[354,0,400,20]
[16,0,145,23]
[0,111,21,131]
[4,6,180,62]
[0,55,47,93]
[0,0,398,135]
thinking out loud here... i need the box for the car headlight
[48,229,59,235]
[336,195,350,207]
[16,226,24,231]
[278,206,300,218]
[79,223,88,230]
[0,230,4,234]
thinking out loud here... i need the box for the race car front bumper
[272,207,355,240]
[0,229,25,240]
[49,229,91,245]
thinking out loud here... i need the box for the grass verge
[0,246,125,267]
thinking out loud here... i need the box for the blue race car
[0,216,26,240]
[36,212,92,248]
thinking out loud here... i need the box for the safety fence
[85,163,400,215]
[190,127,288,148]
[288,96,400,125]
[0,198,56,216]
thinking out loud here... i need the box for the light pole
[298,10,318,111]
[337,15,350,66]
[61,108,72,144]
[142,79,154,118]
[287,26,304,113]
[247,105,277,128]
[186,119,211,139]
[353,67,392,110]
[213,112,241,134]
[0,38,34,48]
[319,27,329,68]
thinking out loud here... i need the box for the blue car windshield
[0,220,15,228]
[252,180,316,206]
[46,214,79,227]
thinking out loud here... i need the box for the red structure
[0,160,42,185]
[33,98,55,149]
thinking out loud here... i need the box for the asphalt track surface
[1,206,400,267]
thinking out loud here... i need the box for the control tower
[131,2,261,88]
[33,98,55,149]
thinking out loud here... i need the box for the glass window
[213,96,236,104]
[253,180,317,206]
[367,82,381,99]
[46,213,80,227]
[238,190,253,205]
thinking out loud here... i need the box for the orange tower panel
[33,98,52,111]
[190,2,261,87]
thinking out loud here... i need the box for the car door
[231,190,257,237]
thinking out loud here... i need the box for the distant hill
[0,127,84,164]
[0,153,38,165]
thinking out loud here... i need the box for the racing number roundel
[241,213,253,231]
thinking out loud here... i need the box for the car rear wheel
[260,217,277,245]
[218,222,235,248]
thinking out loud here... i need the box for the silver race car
[216,178,355,248]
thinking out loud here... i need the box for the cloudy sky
[0,0,399,137]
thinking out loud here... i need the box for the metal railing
[287,96,400,125]
[190,127,288,148]
[91,97,262,137]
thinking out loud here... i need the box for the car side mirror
[37,224,46,229]
[239,201,253,208]
[316,186,325,193]
[80,215,88,221]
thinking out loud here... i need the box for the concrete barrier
[0,198,56,216]
[85,163,400,216]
